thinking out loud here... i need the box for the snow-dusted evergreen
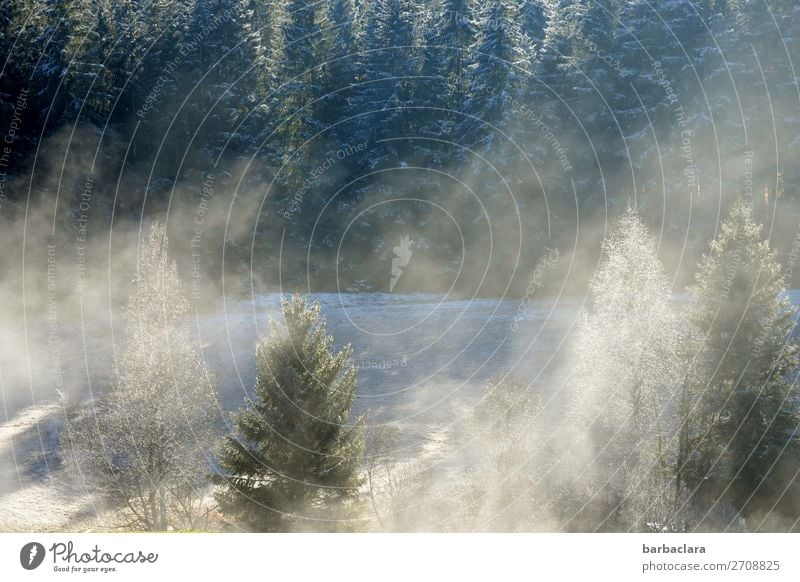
[3,0,800,534]
[215,295,365,532]
[684,199,800,523]
[458,0,525,147]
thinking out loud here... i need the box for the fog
[1,0,800,532]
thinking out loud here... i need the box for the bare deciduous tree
[65,222,217,531]
[560,208,683,531]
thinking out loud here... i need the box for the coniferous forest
[1,0,800,534]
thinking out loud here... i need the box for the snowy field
[1,291,797,531]
[206,293,579,419]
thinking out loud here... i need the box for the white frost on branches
[560,208,683,530]
[65,222,217,531]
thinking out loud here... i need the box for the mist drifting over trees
[1,0,799,533]
[64,223,217,531]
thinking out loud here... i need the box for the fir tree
[458,0,525,147]
[61,0,113,124]
[417,0,477,146]
[215,295,365,532]
[685,198,800,520]
[273,0,326,163]
[420,0,477,108]
[183,0,261,159]
[520,0,547,53]
[349,0,419,162]
[319,0,359,144]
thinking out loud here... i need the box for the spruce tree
[416,0,476,150]
[349,0,419,162]
[520,0,547,53]
[458,0,526,147]
[215,295,365,532]
[268,0,330,234]
[319,0,359,144]
[273,0,326,163]
[420,0,477,109]
[183,0,260,159]
[685,198,800,520]
[61,0,113,124]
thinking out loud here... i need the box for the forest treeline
[64,199,800,532]
[1,0,800,293]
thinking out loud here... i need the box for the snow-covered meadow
[2,289,799,531]
[0,292,570,528]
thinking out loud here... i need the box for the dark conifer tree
[216,295,365,532]
[458,0,525,148]
[686,199,800,520]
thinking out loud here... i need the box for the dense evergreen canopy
[1,0,798,294]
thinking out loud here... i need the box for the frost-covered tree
[65,222,217,531]
[415,0,477,149]
[458,0,526,146]
[561,208,682,531]
[215,295,365,532]
[60,0,116,124]
[520,0,547,53]
[421,0,477,107]
[319,0,359,142]
[273,0,326,162]
[364,424,438,531]
[685,198,800,521]
[349,0,419,163]
[365,376,542,532]
[474,376,541,531]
